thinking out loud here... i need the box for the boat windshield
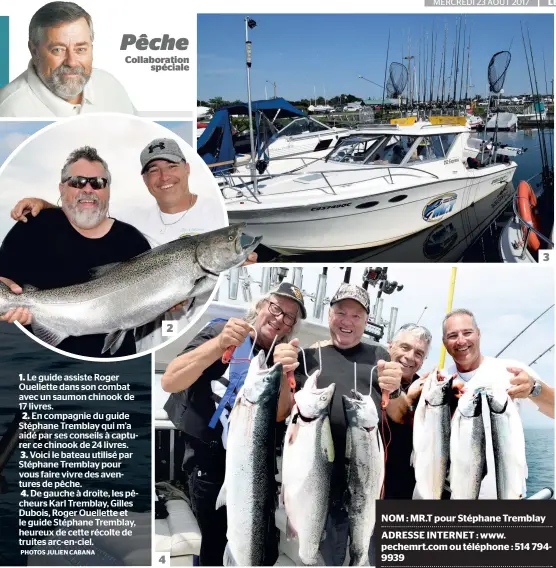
[327,135,383,163]
[274,117,330,138]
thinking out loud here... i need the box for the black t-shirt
[383,374,419,499]
[0,208,151,357]
[294,340,390,504]
[167,321,269,475]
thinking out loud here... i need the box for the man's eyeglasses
[62,176,109,190]
[267,301,297,327]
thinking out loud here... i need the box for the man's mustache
[53,64,87,78]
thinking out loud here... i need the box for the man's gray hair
[442,308,479,337]
[29,1,94,46]
[392,323,432,353]
[244,291,302,344]
[61,146,111,184]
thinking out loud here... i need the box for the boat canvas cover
[197,98,306,174]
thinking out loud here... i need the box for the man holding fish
[0,146,151,356]
[161,283,307,566]
[7,137,257,352]
[274,283,405,566]
[442,308,554,499]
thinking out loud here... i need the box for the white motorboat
[486,112,518,131]
[222,121,520,254]
[198,98,349,178]
[466,114,485,130]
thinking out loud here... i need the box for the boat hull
[227,165,517,254]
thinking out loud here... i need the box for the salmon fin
[31,322,68,347]
[286,515,297,540]
[102,330,129,355]
[22,284,38,293]
[222,544,237,566]
[287,420,300,445]
[89,262,120,279]
[189,274,219,298]
[215,482,227,509]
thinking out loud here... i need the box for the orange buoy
[516,181,542,253]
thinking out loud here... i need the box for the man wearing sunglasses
[161,282,306,566]
[273,282,405,566]
[0,2,135,117]
[11,137,256,351]
[0,146,150,356]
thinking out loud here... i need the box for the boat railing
[221,164,440,204]
[511,188,554,259]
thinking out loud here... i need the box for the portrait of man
[0,1,136,117]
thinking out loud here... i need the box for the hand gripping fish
[343,390,384,566]
[281,371,335,566]
[0,224,261,354]
[216,352,282,566]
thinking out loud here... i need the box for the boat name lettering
[422,193,457,223]
[491,176,509,185]
[120,34,189,50]
[311,203,352,211]
[444,158,459,165]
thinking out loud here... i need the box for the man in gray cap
[10,137,257,351]
[275,282,404,566]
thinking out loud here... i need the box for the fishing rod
[521,22,550,188]
[495,304,554,358]
[529,344,554,367]
[542,49,554,169]
[438,267,457,369]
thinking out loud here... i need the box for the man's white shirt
[0,61,136,117]
[117,195,228,352]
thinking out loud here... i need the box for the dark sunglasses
[62,176,109,190]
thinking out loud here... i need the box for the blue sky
[198,13,554,102]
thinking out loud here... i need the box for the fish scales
[282,371,335,566]
[343,392,384,566]
[450,391,486,500]
[218,354,282,566]
[0,224,260,353]
[487,390,526,499]
[413,371,453,499]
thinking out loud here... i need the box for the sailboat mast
[465,32,471,102]
[382,30,390,110]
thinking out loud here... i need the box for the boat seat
[155,498,202,562]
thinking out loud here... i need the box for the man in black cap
[161,282,306,566]
[275,282,405,566]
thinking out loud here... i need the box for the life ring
[517,181,541,252]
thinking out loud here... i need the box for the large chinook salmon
[413,370,453,499]
[343,390,384,566]
[487,389,527,499]
[0,224,261,354]
[216,353,283,566]
[449,390,486,499]
[281,371,335,566]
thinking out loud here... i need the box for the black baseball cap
[270,282,307,320]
